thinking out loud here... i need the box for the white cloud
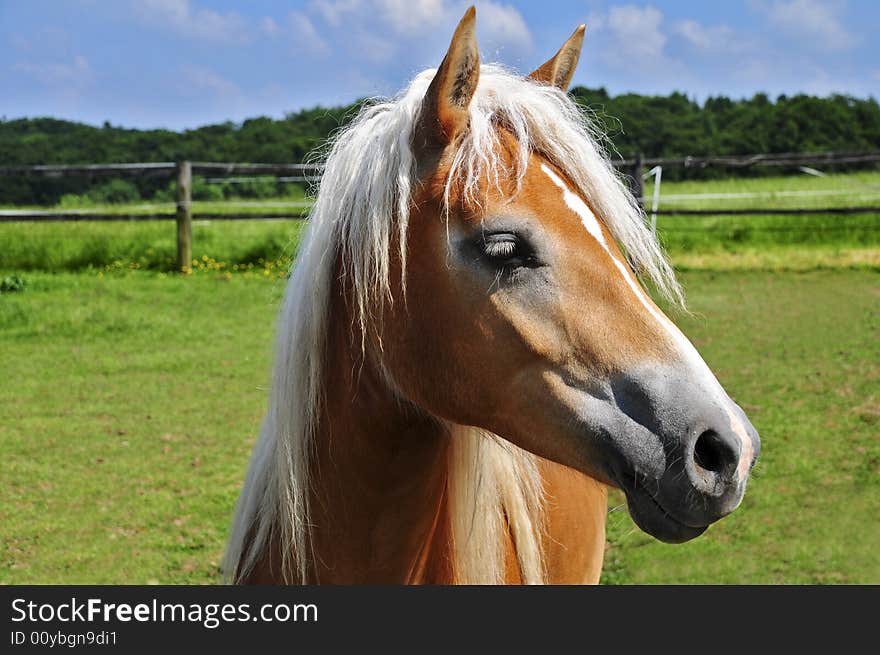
[179,65,239,97]
[377,0,446,33]
[675,20,743,52]
[261,17,279,37]
[135,0,249,43]
[762,0,858,50]
[310,0,364,27]
[606,5,666,60]
[354,29,397,63]
[137,0,188,26]
[300,1,531,67]
[13,55,91,87]
[582,4,714,91]
[288,11,330,54]
[477,1,532,51]
[729,57,773,87]
[313,1,531,49]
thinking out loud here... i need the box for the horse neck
[306,283,454,583]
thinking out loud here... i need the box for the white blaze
[540,163,753,481]
[540,163,670,334]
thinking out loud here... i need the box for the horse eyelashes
[484,239,518,259]
[478,233,543,272]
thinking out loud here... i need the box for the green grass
[645,170,880,210]
[1,170,878,583]
[645,171,880,253]
[602,269,880,584]
[0,272,285,583]
[1,171,878,272]
[0,218,308,272]
[1,266,877,584]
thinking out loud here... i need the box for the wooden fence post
[176,161,192,272]
[631,153,644,207]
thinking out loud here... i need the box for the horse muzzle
[602,365,762,543]
[550,362,761,543]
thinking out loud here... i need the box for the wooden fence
[1,152,879,271]
[0,162,318,269]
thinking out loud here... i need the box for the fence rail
[615,151,880,168]
[2,152,878,270]
[5,206,880,224]
[3,151,878,178]
[0,211,311,223]
[649,207,880,216]
[0,162,178,177]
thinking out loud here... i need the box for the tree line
[1,89,878,204]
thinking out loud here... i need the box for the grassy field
[1,170,878,272]
[602,268,880,583]
[644,169,880,210]
[1,268,877,584]
[0,272,280,583]
[648,170,880,254]
[1,171,878,584]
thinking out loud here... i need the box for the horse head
[376,7,761,543]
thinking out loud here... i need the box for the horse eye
[484,237,519,260]
[480,233,538,269]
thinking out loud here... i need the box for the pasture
[2,170,880,273]
[1,171,878,584]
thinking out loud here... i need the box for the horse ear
[528,25,586,91]
[417,6,480,147]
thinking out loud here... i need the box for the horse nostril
[693,429,737,475]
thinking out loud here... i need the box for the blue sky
[2,0,878,130]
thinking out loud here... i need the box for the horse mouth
[623,484,709,544]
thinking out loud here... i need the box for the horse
[224,7,761,584]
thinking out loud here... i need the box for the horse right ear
[527,25,585,91]
[416,6,480,148]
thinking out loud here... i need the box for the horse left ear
[416,6,480,147]
[528,25,586,91]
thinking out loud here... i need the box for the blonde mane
[224,65,681,584]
